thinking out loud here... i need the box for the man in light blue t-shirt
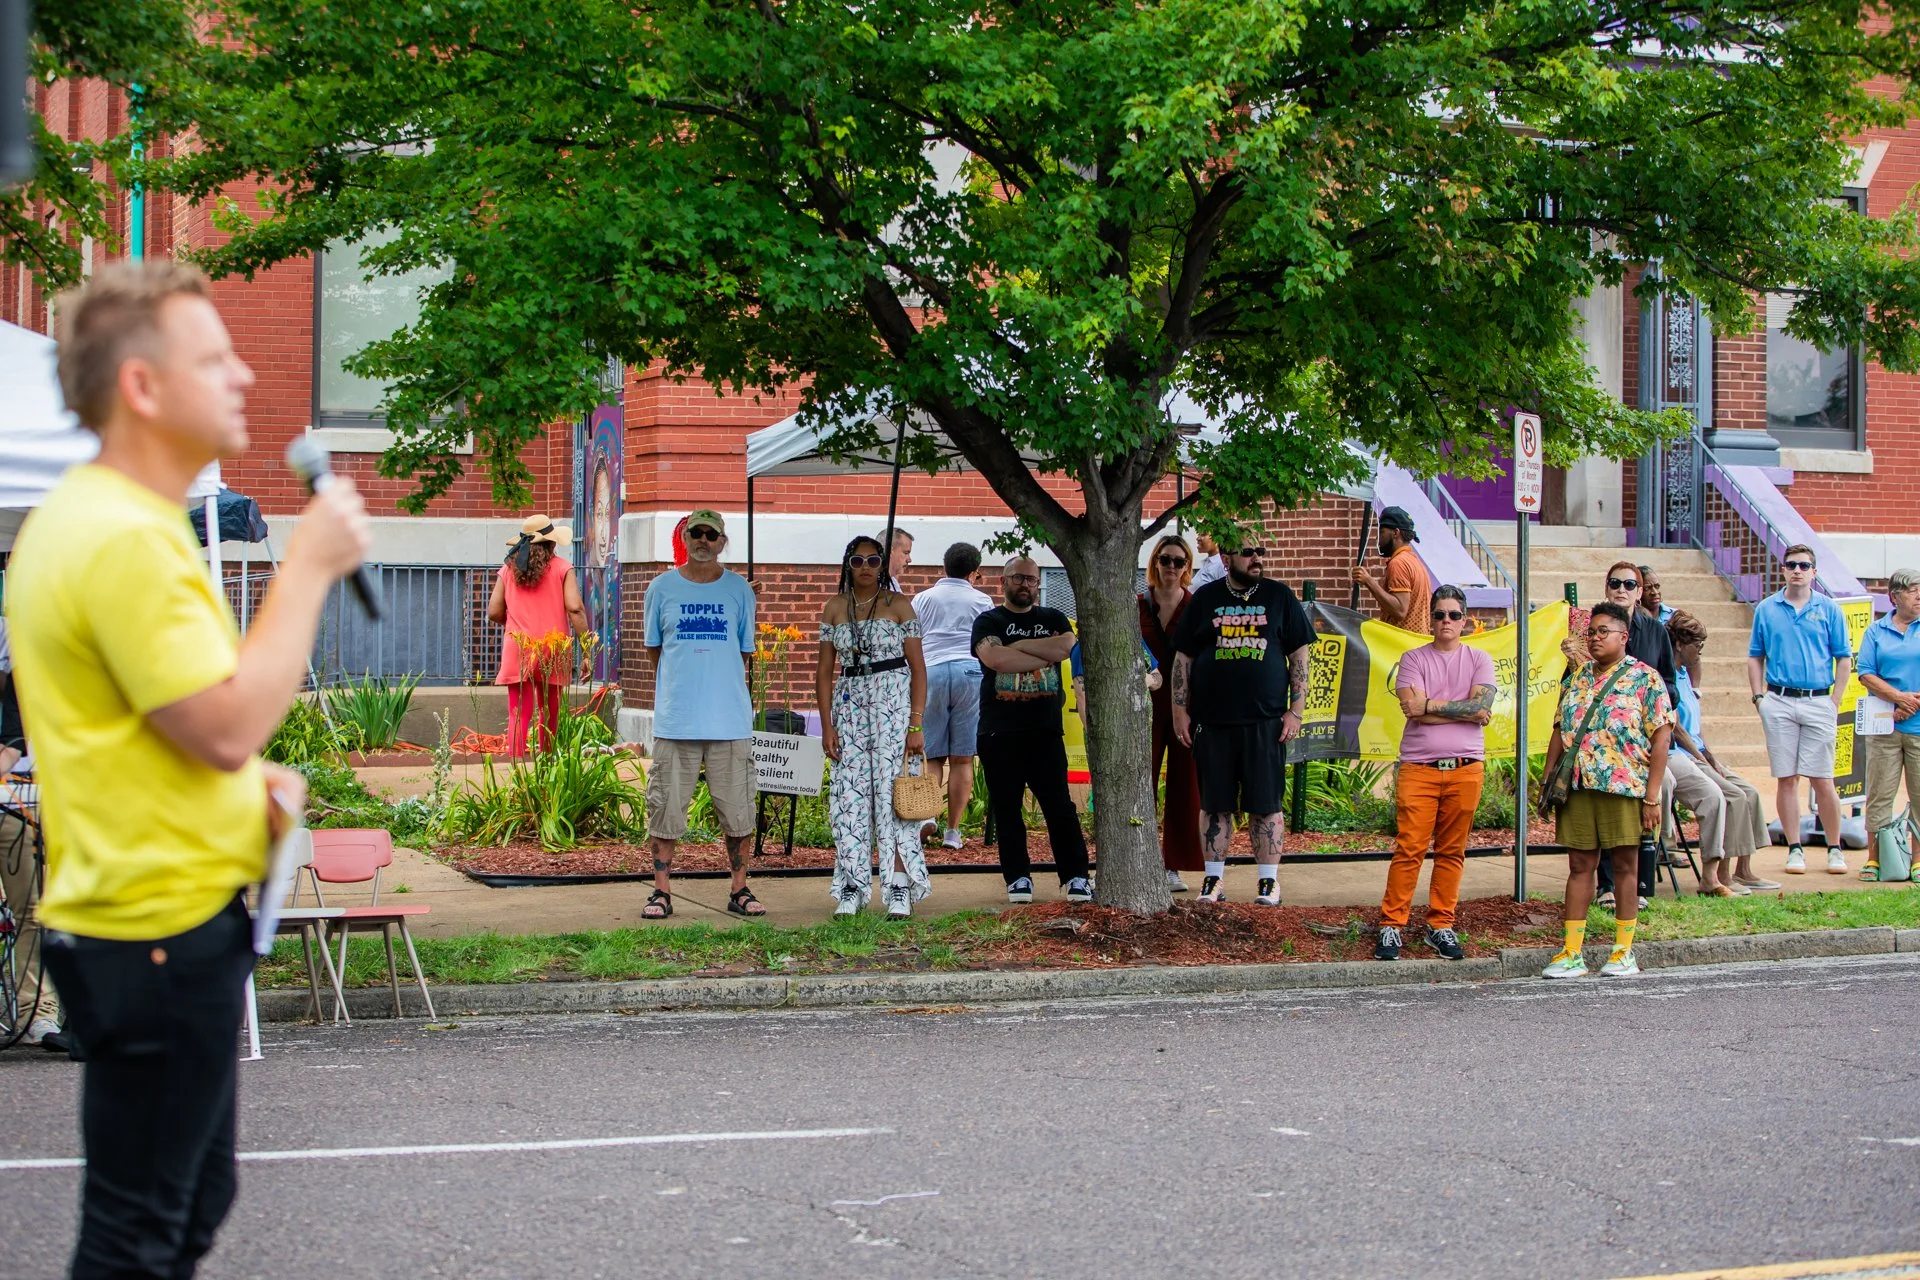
[1746,543,1855,874]
[641,508,763,919]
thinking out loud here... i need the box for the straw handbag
[892,755,944,822]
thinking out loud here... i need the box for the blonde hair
[1148,534,1195,590]
[54,260,214,430]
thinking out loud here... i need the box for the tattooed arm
[1281,645,1308,742]
[1171,652,1194,746]
[1419,683,1497,726]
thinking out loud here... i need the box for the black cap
[1378,506,1419,541]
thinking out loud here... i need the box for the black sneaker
[1006,876,1034,904]
[1374,925,1402,961]
[1425,927,1466,961]
[1064,877,1094,903]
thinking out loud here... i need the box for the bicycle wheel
[0,908,19,1042]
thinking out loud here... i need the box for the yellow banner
[1352,602,1571,761]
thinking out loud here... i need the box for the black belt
[1767,683,1832,699]
[842,656,908,678]
[1411,757,1483,771]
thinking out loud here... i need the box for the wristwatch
[1751,693,1765,705]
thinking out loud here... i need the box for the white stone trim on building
[239,516,572,566]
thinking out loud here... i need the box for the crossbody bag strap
[1566,663,1633,783]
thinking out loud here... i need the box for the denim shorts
[924,659,982,758]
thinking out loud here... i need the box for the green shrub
[322,672,421,752]
[294,760,439,847]
[266,698,342,766]
[440,710,646,850]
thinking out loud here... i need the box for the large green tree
[142,0,1920,911]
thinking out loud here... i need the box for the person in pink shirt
[1376,584,1496,961]
[488,515,592,756]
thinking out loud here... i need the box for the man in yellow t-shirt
[6,261,367,1279]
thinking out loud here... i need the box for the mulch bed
[440,819,1572,879]
[975,897,1566,968]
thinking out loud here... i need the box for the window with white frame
[314,227,450,430]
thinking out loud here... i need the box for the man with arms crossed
[8,262,367,1277]
[1376,586,1494,961]
[1172,538,1315,904]
[641,509,766,917]
[1747,544,1854,874]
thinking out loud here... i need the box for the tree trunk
[1058,511,1171,915]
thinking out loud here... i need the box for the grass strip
[257,886,1920,989]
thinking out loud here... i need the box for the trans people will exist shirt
[642,567,756,740]
[1173,577,1314,725]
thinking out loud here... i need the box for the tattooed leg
[725,834,752,892]
[1250,812,1285,863]
[1203,812,1235,861]
[648,837,675,893]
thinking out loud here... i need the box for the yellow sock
[1559,919,1587,960]
[1612,918,1637,961]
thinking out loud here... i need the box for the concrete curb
[255,926,1918,1023]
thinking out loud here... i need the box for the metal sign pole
[1514,515,1529,903]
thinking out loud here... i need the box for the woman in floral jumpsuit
[815,535,930,916]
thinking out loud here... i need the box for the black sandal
[642,889,672,919]
[727,887,767,917]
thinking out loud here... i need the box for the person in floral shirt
[1539,601,1675,979]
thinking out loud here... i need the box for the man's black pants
[978,731,1090,884]
[41,896,255,1280]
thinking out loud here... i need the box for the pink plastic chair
[308,828,436,1020]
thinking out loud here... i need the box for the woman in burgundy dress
[1141,534,1204,889]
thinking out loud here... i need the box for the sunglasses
[686,527,723,542]
[1431,609,1465,621]
[1232,548,1267,558]
[847,553,883,568]
[1784,560,1815,571]
[1156,555,1188,568]
[1606,577,1639,591]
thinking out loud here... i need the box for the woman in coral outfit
[488,515,592,757]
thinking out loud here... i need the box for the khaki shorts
[1557,789,1643,852]
[646,738,756,841]
[1759,692,1838,779]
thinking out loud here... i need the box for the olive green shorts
[1557,789,1643,852]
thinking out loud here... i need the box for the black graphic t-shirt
[972,605,1073,736]
[1173,578,1315,725]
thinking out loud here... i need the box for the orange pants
[1379,761,1485,929]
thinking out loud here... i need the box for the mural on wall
[574,398,624,684]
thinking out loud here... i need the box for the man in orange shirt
[1351,506,1432,634]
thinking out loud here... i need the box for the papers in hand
[253,797,309,956]
[1858,695,1899,737]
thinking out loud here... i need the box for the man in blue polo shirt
[1747,543,1855,874]
[1859,567,1920,862]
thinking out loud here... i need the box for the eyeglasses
[1232,548,1267,558]
[686,527,723,542]
[1589,627,1628,639]
[1784,560,1815,571]
[847,553,883,568]
[1605,577,1639,591]
[1431,609,1465,621]
[1005,573,1040,584]
[1156,555,1188,568]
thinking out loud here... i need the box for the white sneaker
[1827,848,1848,875]
[1784,846,1807,874]
[833,889,861,917]
[21,1016,60,1046]
[886,880,912,918]
[942,828,965,850]
[1600,949,1640,977]
[1166,870,1189,893]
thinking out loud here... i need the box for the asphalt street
[5,955,1920,1279]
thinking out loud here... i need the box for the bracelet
[908,724,922,732]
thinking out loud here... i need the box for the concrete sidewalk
[333,838,1890,939]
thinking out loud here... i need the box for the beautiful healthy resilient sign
[751,731,826,796]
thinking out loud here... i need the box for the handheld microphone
[284,436,383,621]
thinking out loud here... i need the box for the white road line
[0,1126,893,1173]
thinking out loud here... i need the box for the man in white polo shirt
[912,542,995,848]
[1747,544,1855,874]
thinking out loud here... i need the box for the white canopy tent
[0,320,99,551]
[740,391,1377,578]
